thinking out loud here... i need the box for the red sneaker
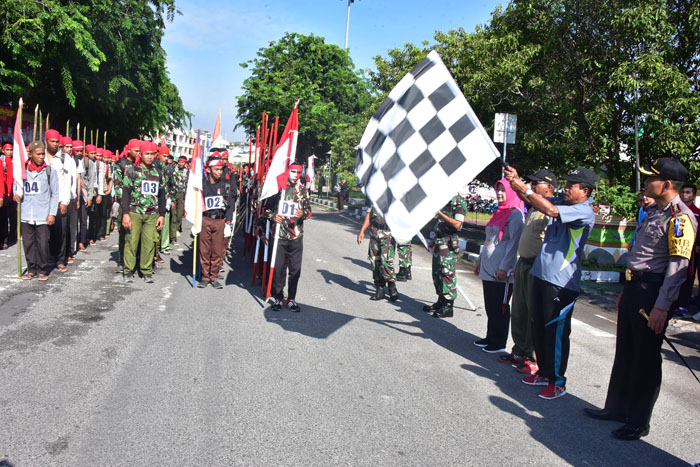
[522,374,549,386]
[538,383,567,400]
[517,360,539,375]
[498,353,527,365]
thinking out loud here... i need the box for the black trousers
[528,276,579,387]
[272,237,304,301]
[22,222,49,274]
[67,199,79,256]
[677,253,699,308]
[0,199,18,245]
[79,197,89,246]
[97,194,111,238]
[482,280,514,349]
[49,209,69,266]
[603,279,670,429]
[88,200,100,242]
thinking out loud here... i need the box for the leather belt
[626,269,665,284]
[203,213,225,219]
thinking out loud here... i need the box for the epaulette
[670,203,681,215]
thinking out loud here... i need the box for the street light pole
[344,0,353,51]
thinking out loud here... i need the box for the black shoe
[423,296,444,312]
[116,263,124,274]
[197,280,209,288]
[611,424,649,440]
[388,282,399,301]
[406,266,411,280]
[143,274,154,283]
[473,338,488,348]
[287,300,301,312]
[482,345,506,353]
[370,285,385,301]
[271,299,282,311]
[432,300,454,318]
[210,280,223,289]
[583,408,626,423]
[124,273,134,283]
[396,267,408,282]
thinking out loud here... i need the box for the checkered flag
[355,51,499,243]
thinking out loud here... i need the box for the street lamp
[344,0,355,51]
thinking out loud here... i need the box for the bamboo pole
[16,99,24,278]
[66,120,70,137]
[38,110,43,142]
[32,105,38,141]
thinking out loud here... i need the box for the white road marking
[572,318,615,338]
[594,313,616,324]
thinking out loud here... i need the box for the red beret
[85,144,97,152]
[140,141,158,153]
[158,144,170,156]
[61,136,72,145]
[128,138,141,149]
[46,129,61,140]
[72,140,84,150]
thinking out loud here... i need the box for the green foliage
[0,0,189,145]
[236,33,372,167]
[594,181,638,218]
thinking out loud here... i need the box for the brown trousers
[199,216,226,282]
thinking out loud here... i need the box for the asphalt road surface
[1,208,699,466]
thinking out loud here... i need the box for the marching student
[44,130,71,272]
[14,141,59,280]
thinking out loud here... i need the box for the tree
[236,32,372,166]
[1,0,189,145]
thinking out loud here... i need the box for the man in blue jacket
[14,141,59,280]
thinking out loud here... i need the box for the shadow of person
[317,268,373,296]
[460,362,689,466]
[341,256,370,270]
[263,302,355,339]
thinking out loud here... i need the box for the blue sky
[162,0,505,141]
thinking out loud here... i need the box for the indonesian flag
[260,102,299,200]
[12,98,28,194]
[184,131,203,234]
[307,155,316,190]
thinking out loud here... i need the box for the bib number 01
[141,180,159,196]
[279,200,300,218]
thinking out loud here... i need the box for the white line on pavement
[594,313,617,324]
[572,318,615,338]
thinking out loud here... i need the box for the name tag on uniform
[24,180,41,194]
[205,196,224,211]
[141,180,159,196]
[279,200,300,218]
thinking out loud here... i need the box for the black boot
[423,296,444,312]
[388,281,399,302]
[396,267,408,282]
[370,284,386,301]
[433,300,454,318]
[405,266,412,280]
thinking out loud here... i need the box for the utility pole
[344,0,354,51]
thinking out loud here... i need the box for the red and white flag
[12,98,28,189]
[260,103,299,201]
[184,131,203,234]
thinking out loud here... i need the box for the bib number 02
[205,196,224,211]
[141,180,159,196]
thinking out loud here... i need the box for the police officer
[584,158,696,440]
[424,194,468,318]
[197,154,237,289]
[357,205,399,302]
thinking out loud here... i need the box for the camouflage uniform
[113,157,134,264]
[121,163,165,276]
[367,207,396,285]
[432,195,467,301]
[170,164,188,241]
[397,243,412,268]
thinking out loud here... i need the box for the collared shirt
[531,197,596,291]
[46,152,71,206]
[628,194,697,310]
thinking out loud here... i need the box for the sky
[162,0,505,142]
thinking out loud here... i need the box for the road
[0,208,699,466]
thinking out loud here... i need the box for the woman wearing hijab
[474,179,525,353]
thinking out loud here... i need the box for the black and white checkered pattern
[355,51,500,243]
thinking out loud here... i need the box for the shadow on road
[263,302,355,340]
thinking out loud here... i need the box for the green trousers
[170,193,184,241]
[124,212,158,275]
[160,211,171,251]
[510,257,536,360]
[118,206,126,264]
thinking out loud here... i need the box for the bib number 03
[141,180,159,196]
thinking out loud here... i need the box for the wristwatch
[525,188,534,198]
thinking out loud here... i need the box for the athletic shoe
[210,280,223,289]
[473,338,488,348]
[116,264,124,274]
[517,360,539,375]
[271,299,282,311]
[287,300,301,312]
[124,273,134,283]
[197,281,209,288]
[499,353,527,365]
[482,345,506,354]
[143,274,154,283]
[538,383,567,400]
[522,374,549,386]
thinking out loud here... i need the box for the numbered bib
[141,180,159,196]
[279,200,300,218]
[205,196,224,211]
[24,180,41,195]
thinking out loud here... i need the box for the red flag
[13,98,28,183]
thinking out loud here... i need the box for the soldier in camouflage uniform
[120,141,165,283]
[157,145,175,256]
[170,155,189,244]
[396,242,413,281]
[112,139,139,273]
[357,205,399,302]
[261,163,312,312]
[424,194,467,318]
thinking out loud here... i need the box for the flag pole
[32,105,38,141]
[38,110,43,142]
[261,219,270,292]
[66,120,70,137]
[192,188,199,288]
[16,99,24,278]
[265,199,284,301]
